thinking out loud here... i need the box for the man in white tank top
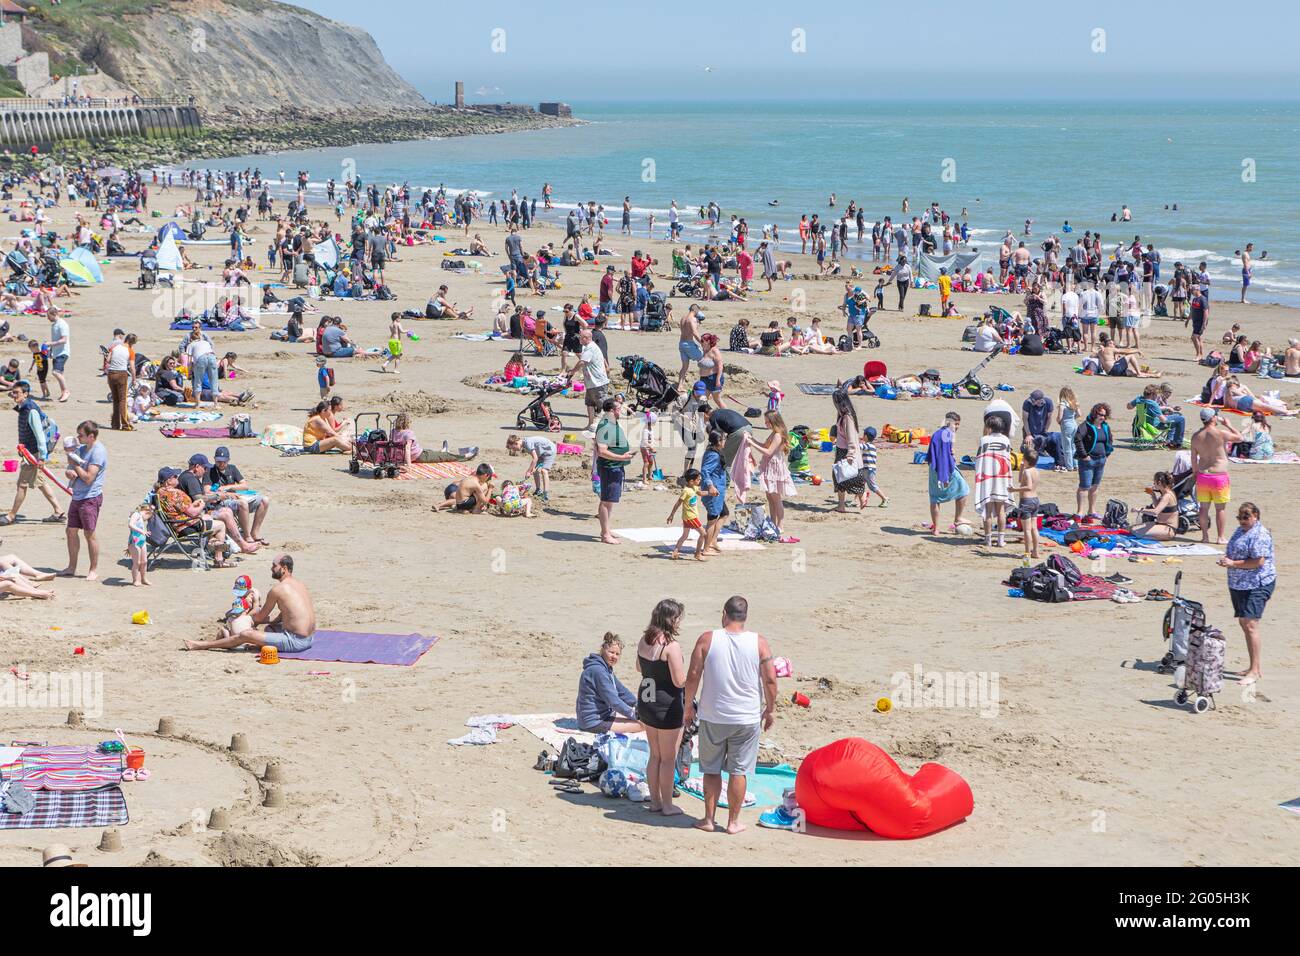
[683,595,777,834]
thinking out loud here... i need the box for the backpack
[228,414,253,439]
[1047,553,1083,587]
[1024,567,1072,603]
[1102,498,1129,529]
[37,407,59,448]
[1019,333,1045,356]
[552,737,606,781]
[837,334,852,352]
[375,284,395,301]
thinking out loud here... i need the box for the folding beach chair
[1129,402,1181,451]
[144,494,213,570]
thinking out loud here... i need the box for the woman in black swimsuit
[636,598,688,816]
[1130,471,1179,541]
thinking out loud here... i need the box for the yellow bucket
[131,611,151,626]
[874,697,893,714]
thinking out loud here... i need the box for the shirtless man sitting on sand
[433,464,495,513]
[184,554,316,652]
[1285,339,1300,376]
[1095,333,1160,378]
[1189,409,1243,545]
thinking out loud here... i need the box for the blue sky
[296,0,1298,104]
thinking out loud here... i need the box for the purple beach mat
[160,426,232,438]
[276,630,440,666]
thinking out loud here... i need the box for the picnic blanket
[513,713,622,752]
[260,424,304,449]
[168,321,255,332]
[392,461,476,481]
[1,745,123,791]
[276,629,440,665]
[1187,400,1274,417]
[614,527,752,546]
[160,426,234,439]
[797,383,841,396]
[0,787,128,830]
[452,332,495,342]
[1229,452,1300,464]
[1070,574,1122,602]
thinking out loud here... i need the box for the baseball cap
[233,574,253,594]
[156,466,180,484]
[214,446,231,462]
[693,381,708,395]
[863,426,878,441]
[1200,408,1216,422]
[188,454,212,469]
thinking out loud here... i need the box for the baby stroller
[672,274,704,298]
[138,255,159,290]
[859,305,881,348]
[619,355,680,413]
[948,349,998,400]
[349,413,406,478]
[640,291,668,331]
[1159,571,1204,675]
[1169,468,1199,534]
[516,381,567,432]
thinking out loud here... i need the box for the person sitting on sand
[0,552,57,599]
[425,284,473,320]
[1129,471,1180,541]
[468,234,491,257]
[303,401,353,454]
[1224,377,1296,417]
[185,554,316,653]
[575,632,643,734]
[1284,338,1300,376]
[433,463,495,513]
[1095,333,1159,377]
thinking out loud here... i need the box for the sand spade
[115,728,147,777]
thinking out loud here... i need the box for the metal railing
[0,97,194,111]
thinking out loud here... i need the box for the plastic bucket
[819,441,834,452]
[511,376,528,388]
[125,747,145,770]
[1,460,17,473]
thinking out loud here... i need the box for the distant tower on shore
[454,81,464,109]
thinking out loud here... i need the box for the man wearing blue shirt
[61,420,108,581]
[3,381,63,525]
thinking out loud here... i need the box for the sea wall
[0,105,202,151]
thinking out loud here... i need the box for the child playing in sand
[640,410,658,483]
[381,312,405,375]
[126,503,154,587]
[27,340,50,399]
[1010,447,1041,560]
[494,480,536,518]
[316,356,333,400]
[219,574,261,639]
[860,427,888,507]
[667,469,707,561]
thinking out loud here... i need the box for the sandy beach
[1,198,1296,867]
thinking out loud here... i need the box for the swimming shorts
[1195,471,1231,505]
[264,623,313,653]
[698,719,761,777]
[679,339,704,362]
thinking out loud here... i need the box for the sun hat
[233,574,253,594]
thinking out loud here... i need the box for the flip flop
[120,769,136,782]
[0,516,12,526]
[42,513,66,523]
[1145,588,1174,601]
[135,768,151,781]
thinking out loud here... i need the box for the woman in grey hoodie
[576,633,642,733]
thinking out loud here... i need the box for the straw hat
[42,844,81,867]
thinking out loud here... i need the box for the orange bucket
[259,646,279,665]
[918,435,931,445]
[125,747,145,770]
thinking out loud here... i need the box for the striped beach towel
[4,746,123,791]
[393,461,476,481]
[0,787,128,830]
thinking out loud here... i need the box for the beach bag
[1047,554,1083,587]
[1184,625,1225,698]
[1101,498,1128,529]
[553,738,605,781]
[37,408,59,448]
[837,334,852,352]
[1024,567,1072,603]
[1199,351,1224,369]
[1019,333,1044,356]
[596,734,650,776]
[1008,565,1039,590]
[832,457,859,485]
[145,513,172,549]
[228,414,253,439]
[375,284,395,301]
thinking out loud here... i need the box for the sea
[176,99,1300,305]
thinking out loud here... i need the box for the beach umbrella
[59,259,96,286]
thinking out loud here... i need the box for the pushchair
[349,413,407,478]
[138,255,159,289]
[516,381,567,431]
[619,355,680,413]
[672,274,705,298]
[640,292,668,331]
[4,249,31,281]
[859,305,881,348]
[947,349,998,400]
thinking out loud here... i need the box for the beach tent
[917,251,981,283]
[157,221,187,244]
[314,236,340,270]
[69,246,104,283]
[59,258,96,286]
[155,233,183,272]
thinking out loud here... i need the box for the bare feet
[660,805,685,816]
[693,819,716,832]
[601,535,621,545]
[725,821,747,834]
[85,571,97,582]
[182,640,201,650]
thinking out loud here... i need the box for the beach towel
[160,426,238,439]
[1070,574,1122,602]
[452,332,495,342]
[1229,452,1300,464]
[392,461,476,481]
[169,321,253,332]
[614,527,752,546]
[681,763,797,809]
[260,424,304,449]
[2,746,123,791]
[276,629,440,665]
[1125,543,1222,557]
[1186,400,1273,417]
[0,787,128,830]
[447,714,516,746]
[797,383,840,395]
[513,713,627,752]
[139,409,222,423]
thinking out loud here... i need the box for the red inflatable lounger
[796,737,974,838]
